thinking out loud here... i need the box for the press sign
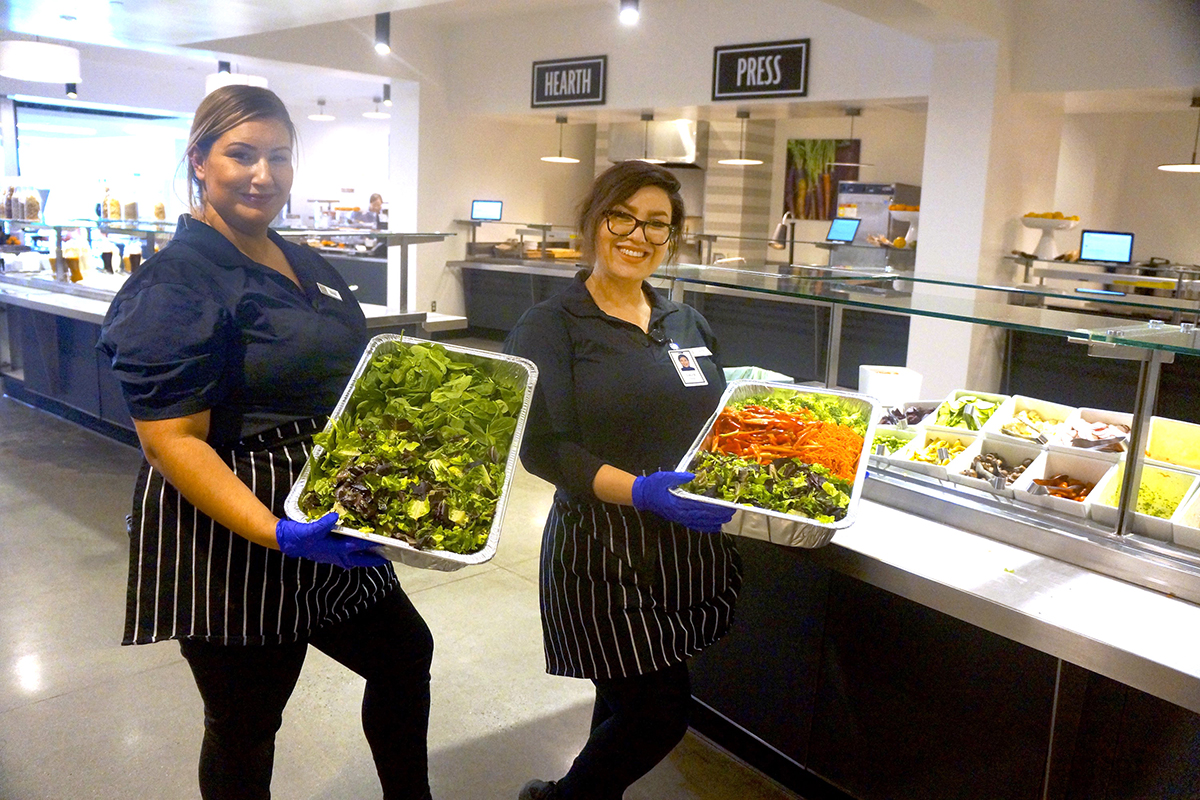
[531,55,607,108]
[712,39,809,101]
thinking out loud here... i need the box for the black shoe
[518,779,557,800]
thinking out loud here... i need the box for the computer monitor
[470,200,503,222]
[826,217,861,244]
[1078,229,1135,264]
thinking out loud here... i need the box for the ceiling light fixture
[375,12,391,56]
[308,98,334,122]
[1158,96,1200,173]
[363,96,390,119]
[619,0,639,25]
[382,83,392,107]
[65,82,77,99]
[204,61,267,95]
[0,40,82,83]
[830,107,874,168]
[717,109,764,166]
[639,112,666,164]
[541,114,581,164]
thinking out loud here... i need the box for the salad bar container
[285,335,539,572]
[673,381,880,549]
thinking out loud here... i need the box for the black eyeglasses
[604,211,675,246]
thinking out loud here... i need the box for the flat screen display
[1079,230,1134,264]
[470,200,503,221]
[826,217,861,243]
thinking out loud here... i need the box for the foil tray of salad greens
[672,381,880,548]
[284,335,538,572]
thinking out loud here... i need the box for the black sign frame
[531,55,607,108]
[712,39,810,101]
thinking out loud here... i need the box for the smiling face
[192,117,293,237]
[592,185,672,285]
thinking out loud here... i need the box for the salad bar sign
[531,55,607,108]
[712,39,809,101]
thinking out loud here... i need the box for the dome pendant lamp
[717,110,764,166]
[1158,97,1200,173]
[542,115,581,164]
[308,98,334,122]
[830,107,874,168]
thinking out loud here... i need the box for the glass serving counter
[656,261,1200,604]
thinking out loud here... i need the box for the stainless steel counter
[825,487,1200,715]
[0,273,427,329]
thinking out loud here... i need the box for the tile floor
[0,370,799,799]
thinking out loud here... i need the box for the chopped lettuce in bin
[298,343,524,554]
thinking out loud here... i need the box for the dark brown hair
[577,161,686,264]
[184,85,297,213]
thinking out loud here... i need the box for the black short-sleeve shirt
[504,271,726,498]
[97,215,367,446]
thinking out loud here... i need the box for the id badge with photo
[670,347,708,387]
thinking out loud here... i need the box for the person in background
[353,192,385,226]
[97,85,433,800]
[504,160,742,800]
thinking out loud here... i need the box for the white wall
[444,0,933,115]
[1055,110,1200,265]
[291,115,390,224]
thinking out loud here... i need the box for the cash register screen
[1078,230,1134,264]
[825,217,861,243]
[470,200,503,221]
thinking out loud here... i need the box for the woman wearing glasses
[504,161,742,800]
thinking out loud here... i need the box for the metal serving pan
[284,334,538,572]
[673,380,880,548]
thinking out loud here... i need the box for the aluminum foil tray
[673,380,880,549]
[285,334,538,572]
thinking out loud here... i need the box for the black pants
[555,661,691,800]
[179,588,433,800]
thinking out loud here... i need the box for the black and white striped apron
[123,417,397,646]
[539,496,742,680]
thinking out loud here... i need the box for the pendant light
[619,0,639,25]
[830,107,873,168]
[717,110,764,166]
[0,40,82,83]
[382,83,392,107]
[542,115,580,164]
[1158,97,1200,173]
[65,83,78,99]
[308,98,334,122]
[374,13,391,56]
[639,112,666,164]
[363,97,390,119]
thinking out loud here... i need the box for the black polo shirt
[504,271,726,499]
[98,215,367,446]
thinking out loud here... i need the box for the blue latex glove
[631,471,735,534]
[276,512,389,569]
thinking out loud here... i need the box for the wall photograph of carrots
[784,138,861,220]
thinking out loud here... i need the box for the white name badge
[316,283,343,301]
[671,348,708,387]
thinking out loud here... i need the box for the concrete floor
[0,383,799,799]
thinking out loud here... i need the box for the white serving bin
[983,394,1076,447]
[945,435,1042,498]
[1144,416,1200,474]
[1046,407,1132,462]
[893,426,978,480]
[1171,489,1200,552]
[284,335,539,572]
[868,427,919,464]
[1009,450,1114,517]
[858,365,922,409]
[674,381,880,549]
[930,389,1009,432]
[1088,461,1199,541]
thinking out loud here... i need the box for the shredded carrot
[706,405,864,481]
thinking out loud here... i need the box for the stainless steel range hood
[607,120,708,168]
